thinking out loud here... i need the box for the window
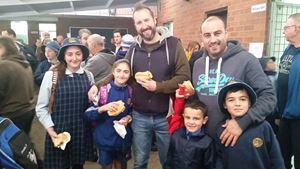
[11,21,28,44]
[206,7,228,27]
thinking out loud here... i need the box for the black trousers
[278,118,300,169]
[10,109,35,134]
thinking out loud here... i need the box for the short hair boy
[216,81,285,169]
[166,96,215,169]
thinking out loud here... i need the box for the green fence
[268,1,300,65]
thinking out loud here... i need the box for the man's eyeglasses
[283,25,297,30]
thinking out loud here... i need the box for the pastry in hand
[181,80,195,95]
[135,71,153,80]
[53,132,71,149]
[107,100,125,116]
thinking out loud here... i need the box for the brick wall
[157,0,269,53]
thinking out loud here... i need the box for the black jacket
[166,128,215,169]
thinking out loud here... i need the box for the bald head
[288,13,300,25]
[202,16,226,32]
[87,34,105,55]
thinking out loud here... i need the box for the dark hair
[224,86,250,103]
[4,28,16,38]
[0,37,19,58]
[96,59,132,86]
[113,29,122,36]
[184,96,208,117]
[133,3,155,19]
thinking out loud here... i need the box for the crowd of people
[0,2,300,169]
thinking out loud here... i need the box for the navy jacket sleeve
[204,140,216,169]
[84,106,104,121]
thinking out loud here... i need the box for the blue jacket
[34,60,51,86]
[277,44,300,118]
[84,81,132,151]
[216,121,285,169]
[166,128,215,169]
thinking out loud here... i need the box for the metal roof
[0,0,158,19]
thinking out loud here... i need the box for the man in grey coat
[85,34,115,82]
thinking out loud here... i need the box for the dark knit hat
[46,41,60,53]
[57,37,89,61]
[258,56,276,70]
[218,80,257,115]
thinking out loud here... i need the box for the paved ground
[29,117,161,169]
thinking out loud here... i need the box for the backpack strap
[99,83,111,106]
[0,118,11,134]
[84,69,94,86]
[48,71,58,113]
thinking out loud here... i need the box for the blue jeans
[132,110,170,169]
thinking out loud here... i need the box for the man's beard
[139,26,156,41]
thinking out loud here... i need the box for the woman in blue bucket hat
[36,38,95,169]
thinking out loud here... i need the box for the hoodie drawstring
[165,39,170,65]
[205,56,209,86]
[130,48,136,74]
[205,56,223,94]
[214,57,223,94]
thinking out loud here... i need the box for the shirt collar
[65,67,84,76]
[186,128,204,140]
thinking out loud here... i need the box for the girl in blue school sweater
[84,59,133,169]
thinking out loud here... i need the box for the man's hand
[88,85,98,102]
[220,119,243,147]
[136,78,157,92]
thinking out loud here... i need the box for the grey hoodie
[84,52,115,82]
[193,40,276,137]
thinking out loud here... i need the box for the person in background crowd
[36,38,95,169]
[259,56,278,134]
[1,28,38,72]
[185,41,201,61]
[277,13,300,169]
[115,34,135,61]
[0,37,36,134]
[85,34,115,82]
[56,35,64,46]
[192,16,275,147]
[78,28,92,46]
[189,42,204,75]
[112,29,123,54]
[34,41,60,86]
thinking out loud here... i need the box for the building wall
[157,0,269,53]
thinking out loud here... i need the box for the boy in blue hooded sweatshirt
[216,81,285,169]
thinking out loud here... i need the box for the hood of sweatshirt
[135,26,171,47]
[98,52,115,65]
[2,54,30,69]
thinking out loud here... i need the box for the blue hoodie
[84,80,132,151]
[192,40,276,138]
[277,44,300,118]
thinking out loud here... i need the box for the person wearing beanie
[36,37,95,169]
[215,81,285,169]
[34,41,61,86]
[115,34,135,61]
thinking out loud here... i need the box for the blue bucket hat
[57,37,89,61]
[217,80,257,115]
[46,41,60,53]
